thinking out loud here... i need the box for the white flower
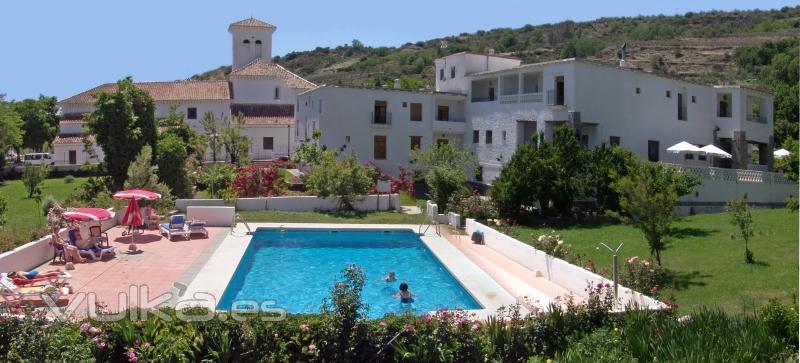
[557,240,564,245]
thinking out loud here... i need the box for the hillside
[190,7,799,88]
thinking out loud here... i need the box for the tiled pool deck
[25,223,583,318]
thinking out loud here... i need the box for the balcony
[434,119,466,133]
[496,93,543,104]
[371,111,392,126]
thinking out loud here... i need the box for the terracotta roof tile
[231,103,294,125]
[229,17,276,29]
[60,80,231,104]
[53,134,95,145]
[230,59,315,89]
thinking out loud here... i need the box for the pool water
[218,229,480,318]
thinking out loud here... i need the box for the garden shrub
[618,256,669,298]
[231,164,282,198]
[558,327,630,363]
[448,192,498,221]
[40,194,57,216]
[0,192,7,227]
[305,152,373,210]
[199,163,236,199]
[759,298,799,348]
[409,143,476,212]
[531,231,571,259]
[21,163,49,198]
[785,196,799,211]
[64,174,75,184]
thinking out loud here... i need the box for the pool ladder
[235,213,254,235]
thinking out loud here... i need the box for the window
[274,87,280,100]
[635,87,641,94]
[691,95,696,103]
[374,135,387,159]
[345,136,350,143]
[609,136,620,147]
[410,103,422,121]
[677,93,687,121]
[402,102,407,108]
[437,139,449,146]
[488,87,496,101]
[718,93,731,117]
[502,130,507,143]
[374,101,388,124]
[555,76,565,105]
[666,90,671,98]
[187,107,197,120]
[439,68,445,81]
[255,40,262,44]
[262,137,274,150]
[648,140,660,162]
[410,136,422,150]
[473,130,479,143]
[485,130,493,144]
[437,105,449,121]
[243,39,250,44]
[450,66,456,78]
[319,99,322,113]
[684,153,694,160]
[581,134,589,149]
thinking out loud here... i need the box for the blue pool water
[218,229,480,318]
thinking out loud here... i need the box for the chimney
[393,79,401,89]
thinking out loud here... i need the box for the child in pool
[394,282,416,303]
[384,271,397,282]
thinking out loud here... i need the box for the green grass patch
[399,190,416,206]
[239,209,428,225]
[505,209,799,313]
[0,177,88,248]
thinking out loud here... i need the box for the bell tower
[229,18,276,69]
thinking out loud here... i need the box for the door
[555,76,565,105]
[68,150,77,165]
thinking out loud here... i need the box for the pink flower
[299,324,309,333]
[404,323,416,334]
[650,285,659,294]
[471,322,481,331]
[423,314,433,323]
[379,320,387,328]
[307,342,317,351]
[642,260,651,267]
[79,322,91,333]
[626,256,639,264]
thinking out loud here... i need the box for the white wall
[231,77,303,105]
[243,125,294,159]
[230,27,275,69]
[176,194,401,212]
[186,206,235,227]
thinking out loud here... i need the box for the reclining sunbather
[68,228,115,260]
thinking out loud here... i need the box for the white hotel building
[54,18,313,165]
[298,52,776,183]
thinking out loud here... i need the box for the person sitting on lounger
[393,282,416,303]
[68,228,115,259]
[51,231,85,263]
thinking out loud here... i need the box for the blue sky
[0,0,794,101]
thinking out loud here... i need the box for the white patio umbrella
[699,144,732,167]
[699,144,732,159]
[666,141,701,154]
[774,148,790,159]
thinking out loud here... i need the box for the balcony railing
[499,95,518,104]
[471,97,495,103]
[667,163,794,185]
[371,111,391,125]
[520,93,543,103]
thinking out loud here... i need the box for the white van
[22,153,55,166]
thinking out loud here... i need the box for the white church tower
[229,18,276,69]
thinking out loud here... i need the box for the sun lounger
[68,229,116,260]
[160,214,191,240]
[188,219,208,238]
[0,275,61,305]
[2,272,71,287]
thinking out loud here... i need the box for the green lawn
[239,209,428,225]
[505,209,799,313]
[0,177,88,248]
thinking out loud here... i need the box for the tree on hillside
[0,99,23,169]
[409,143,477,212]
[13,95,59,152]
[613,162,701,265]
[200,111,223,162]
[87,77,158,190]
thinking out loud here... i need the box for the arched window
[255,40,262,44]
[242,39,250,44]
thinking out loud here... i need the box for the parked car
[20,153,55,166]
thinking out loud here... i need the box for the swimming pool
[217,228,480,318]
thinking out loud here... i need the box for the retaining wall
[176,194,400,212]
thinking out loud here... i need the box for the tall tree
[0,98,24,168]
[613,161,701,265]
[409,143,477,212]
[87,77,158,190]
[124,145,173,210]
[222,113,250,165]
[200,111,223,162]
[13,95,59,152]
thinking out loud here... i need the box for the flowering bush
[367,164,415,195]
[532,231,571,259]
[230,164,282,197]
[619,256,669,298]
[448,192,498,221]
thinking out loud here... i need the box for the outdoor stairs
[444,230,583,313]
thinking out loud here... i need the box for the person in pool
[394,282,416,303]
[384,271,397,282]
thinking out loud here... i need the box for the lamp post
[598,242,624,301]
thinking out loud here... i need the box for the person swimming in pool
[384,271,397,282]
[394,282,416,303]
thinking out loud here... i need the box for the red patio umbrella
[63,208,113,222]
[120,199,143,244]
